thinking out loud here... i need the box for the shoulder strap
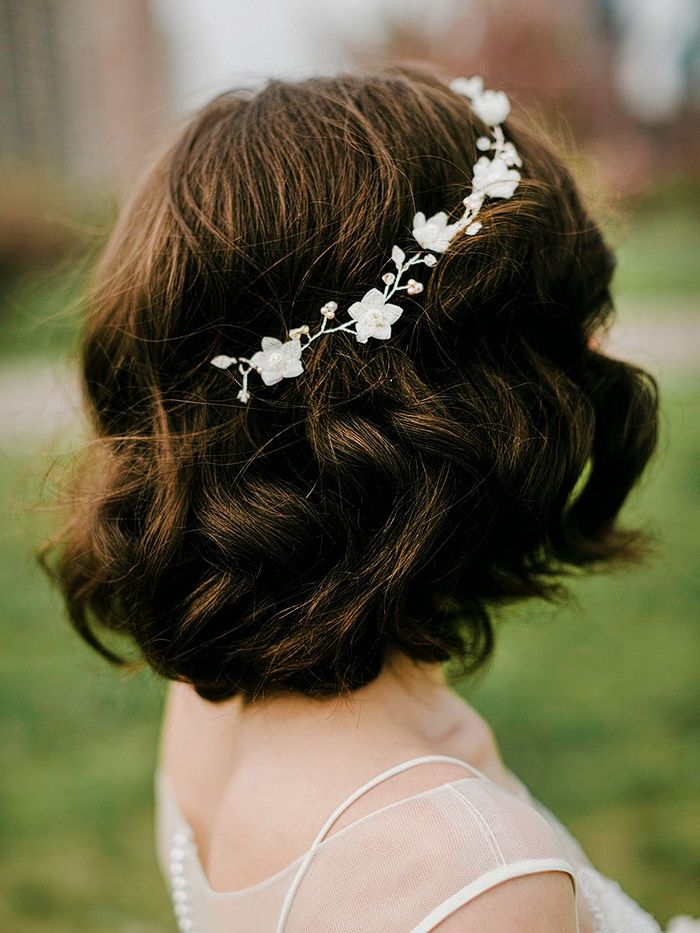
[274,754,485,933]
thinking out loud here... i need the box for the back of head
[41,66,658,702]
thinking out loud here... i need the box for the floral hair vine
[210,76,522,403]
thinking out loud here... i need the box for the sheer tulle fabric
[154,756,696,932]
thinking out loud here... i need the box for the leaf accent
[391,245,406,268]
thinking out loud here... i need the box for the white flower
[471,89,511,126]
[449,76,483,99]
[466,222,482,236]
[667,918,700,933]
[471,156,521,199]
[412,211,460,253]
[476,135,491,151]
[348,288,403,344]
[249,336,304,386]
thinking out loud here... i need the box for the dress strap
[274,754,485,933]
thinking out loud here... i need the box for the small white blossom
[471,89,511,126]
[249,336,304,386]
[500,141,522,167]
[471,156,521,199]
[466,222,482,236]
[423,254,438,267]
[449,76,483,99]
[348,288,403,343]
[476,136,491,151]
[210,354,236,369]
[237,388,251,403]
[382,272,396,285]
[412,211,460,253]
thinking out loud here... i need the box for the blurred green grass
[1,199,699,930]
[611,187,700,301]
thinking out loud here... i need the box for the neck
[232,654,469,758]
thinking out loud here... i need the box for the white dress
[154,754,698,932]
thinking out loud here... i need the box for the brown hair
[39,66,658,703]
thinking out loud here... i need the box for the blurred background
[1,0,699,929]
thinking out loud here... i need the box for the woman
[40,66,697,931]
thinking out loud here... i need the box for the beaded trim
[168,826,198,933]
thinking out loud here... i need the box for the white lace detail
[576,865,661,933]
[666,919,700,933]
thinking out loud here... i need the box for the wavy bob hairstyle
[40,66,658,703]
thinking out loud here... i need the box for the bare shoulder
[432,871,578,932]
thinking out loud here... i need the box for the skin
[158,654,580,930]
